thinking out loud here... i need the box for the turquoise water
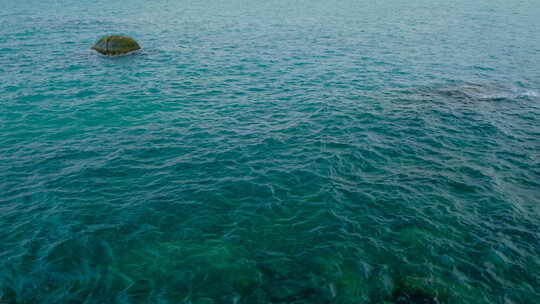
[1,0,540,303]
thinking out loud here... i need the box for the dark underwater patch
[402,82,539,106]
[391,289,439,304]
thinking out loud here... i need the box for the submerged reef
[96,238,490,304]
[415,82,539,103]
[91,35,140,55]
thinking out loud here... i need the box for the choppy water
[1,0,540,303]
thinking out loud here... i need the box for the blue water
[1,0,540,303]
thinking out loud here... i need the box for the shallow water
[1,0,540,303]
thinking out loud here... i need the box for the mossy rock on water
[92,35,140,55]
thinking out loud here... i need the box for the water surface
[1,0,540,303]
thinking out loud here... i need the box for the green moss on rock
[92,35,140,55]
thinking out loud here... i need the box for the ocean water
[1,0,540,303]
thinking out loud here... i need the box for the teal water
[1,0,540,303]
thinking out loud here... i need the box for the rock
[310,255,368,303]
[193,298,215,304]
[92,35,140,55]
[241,288,268,304]
[392,275,485,304]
